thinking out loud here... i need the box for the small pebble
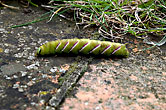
[45,106,55,110]
[50,67,58,73]
[0,28,8,33]
[85,102,88,105]
[31,102,36,106]
[59,69,66,73]
[40,99,45,104]
[28,26,33,29]
[23,104,27,107]
[27,81,33,86]
[95,106,100,110]
[21,85,28,88]
[4,49,9,53]
[14,53,23,58]
[18,87,24,92]
[20,71,27,77]
[42,74,48,78]
[0,48,3,53]
[13,75,18,78]
[28,75,32,78]
[13,84,19,89]
[26,62,39,70]
[28,55,35,60]
[5,76,11,80]
[32,78,36,81]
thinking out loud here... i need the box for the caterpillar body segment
[36,39,129,57]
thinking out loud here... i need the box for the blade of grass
[27,0,38,7]
[10,10,53,28]
[10,7,71,28]
[95,14,107,32]
[90,13,93,21]
[141,35,166,51]
[10,17,49,28]
[47,7,63,23]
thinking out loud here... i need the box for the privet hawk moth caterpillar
[36,39,129,57]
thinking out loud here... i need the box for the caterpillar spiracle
[36,39,129,57]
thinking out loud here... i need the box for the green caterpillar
[36,39,129,57]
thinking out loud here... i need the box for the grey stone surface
[0,63,26,75]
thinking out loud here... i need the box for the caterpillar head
[35,47,41,57]
[121,43,129,58]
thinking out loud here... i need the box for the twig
[0,1,19,10]
[47,7,63,23]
